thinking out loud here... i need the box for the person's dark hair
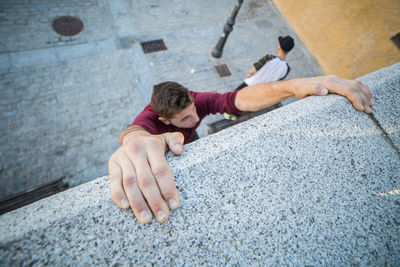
[278,35,295,53]
[151,81,193,119]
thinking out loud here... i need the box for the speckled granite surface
[1,64,399,266]
[358,62,400,150]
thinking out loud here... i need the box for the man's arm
[109,125,184,223]
[235,75,373,113]
[247,54,270,78]
[247,66,256,78]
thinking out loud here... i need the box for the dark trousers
[234,82,248,91]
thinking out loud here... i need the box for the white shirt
[244,57,288,86]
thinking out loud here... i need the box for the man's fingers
[349,90,373,113]
[336,78,373,113]
[356,80,373,102]
[360,90,373,113]
[346,80,372,113]
[109,158,130,209]
[315,85,328,96]
[147,143,180,210]
[118,156,153,224]
[110,151,153,224]
[110,132,183,224]
[358,81,374,111]
[135,156,170,222]
[343,88,364,112]
[125,141,170,223]
[164,132,184,155]
[352,83,373,113]
[324,76,373,114]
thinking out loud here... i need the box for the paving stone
[55,42,98,61]
[10,48,58,68]
[0,54,10,72]
[107,0,136,37]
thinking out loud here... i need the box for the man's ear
[158,117,170,125]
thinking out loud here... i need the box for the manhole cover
[52,16,84,36]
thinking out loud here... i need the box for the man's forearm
[235,79,296,112]
[235,75,374,114]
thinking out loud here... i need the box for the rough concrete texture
[1,64,399,266]
[273,0,400,79]
[0,0,322,199]
[357,63,400,150]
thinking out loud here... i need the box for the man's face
[167,102,200,128]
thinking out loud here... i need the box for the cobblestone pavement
[0,0,322,198]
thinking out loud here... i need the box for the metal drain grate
[52,16,84,36]
[0,177,69,215]
[140,39,167,53]
[391,32,400,50]
[215,64,232,77]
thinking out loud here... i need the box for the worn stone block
[10,48,58,68]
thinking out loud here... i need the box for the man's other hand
[293,75,374,114]
[108,130,184,224]
[247,66,256,78]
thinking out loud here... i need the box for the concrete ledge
[1,63,399,266]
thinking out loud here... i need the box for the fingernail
[140,210,150,221]
[370,99,375,105]
[157,211,167,221]
[168,199,178,209]
[320,88,328,95]
[121,199,129,208]
[365,106,372,113]
[174,144,182,152]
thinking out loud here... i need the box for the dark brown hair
[151,81,193,119]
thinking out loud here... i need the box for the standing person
[241,35,294,89]
[225,35,295,120]
[109,76,374,224]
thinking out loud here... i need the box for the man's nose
[192,113,199,124]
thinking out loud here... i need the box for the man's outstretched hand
[293,75,374,113]
[108,128,184,224]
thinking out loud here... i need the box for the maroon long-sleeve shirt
[132,91,242,144]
